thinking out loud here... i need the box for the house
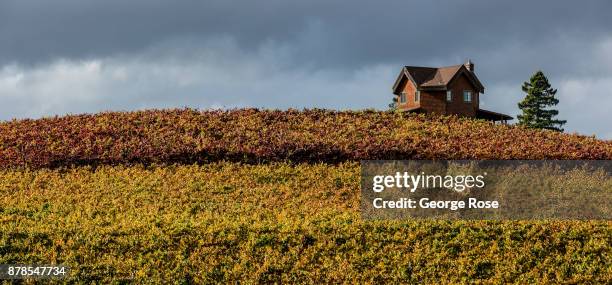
[392,60,512,123]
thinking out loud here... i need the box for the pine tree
[517,71,566,131]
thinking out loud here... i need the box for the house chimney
[465,59,474,72]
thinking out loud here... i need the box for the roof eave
[446,66,485,93]
[392,67,420,95]
[391,68,406,95]
[476,109,513,121]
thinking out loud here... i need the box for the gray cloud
[2,1,611,68]
[0,39,395,117]
[0,0,611,138]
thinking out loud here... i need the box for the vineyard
[0,109,611,283]
[1,109,610,169]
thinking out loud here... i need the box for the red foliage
[0,108,610,169]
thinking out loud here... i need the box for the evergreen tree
[517,71,566,131]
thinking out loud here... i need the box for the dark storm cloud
[2,0,611,70]
[1,0,611,138]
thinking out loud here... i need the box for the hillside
[0,109,610,169]
[1,109,611,283]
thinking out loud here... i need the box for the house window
[400,92,406,103]
[463,90,472,102]
[415,91,420,102]
[446,90,452,102]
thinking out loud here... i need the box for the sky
[1,0,611,139]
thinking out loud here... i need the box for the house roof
[400,107,513,121]
[476,109,513,121]
[392,64,485,94]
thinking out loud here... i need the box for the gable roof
[392,64,485,94]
